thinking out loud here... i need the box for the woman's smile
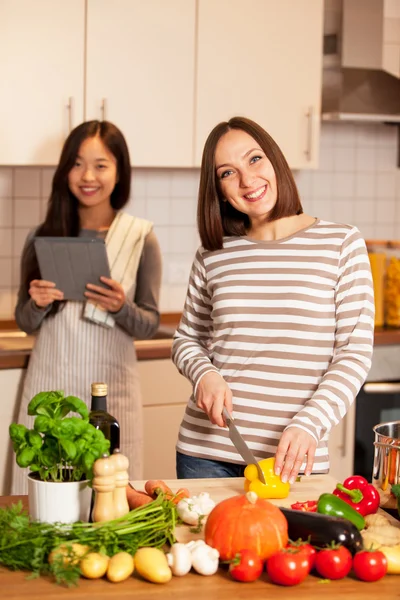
[243,184,267,202]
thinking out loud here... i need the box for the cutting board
[131,475,399,543]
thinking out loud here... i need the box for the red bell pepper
[290,500,318,512]
[332,475,380,516]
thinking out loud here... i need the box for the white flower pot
[27,473,92,524]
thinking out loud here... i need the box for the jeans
[176,451,246,479]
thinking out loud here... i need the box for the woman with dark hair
[173,116,374,483]
[11,120,162,494]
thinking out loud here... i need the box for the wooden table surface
[1,476,400,599]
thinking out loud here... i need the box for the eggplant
[279,507,364,555]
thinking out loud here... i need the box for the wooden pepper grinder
[92,453,116,522]
[110,449,130,518]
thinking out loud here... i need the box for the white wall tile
[171,169,199,198]
[131,169,147,197]
[355,124,379,147]
[319,122,335,148]
[333,172,355,198]
[376,172,397,199]
[153,226,170,254]
[377,199,396,223]
[168,284,189,312]
[14,199,41,227]
[170,198,197,226]
[375,223,395,238]
[311,172,334,199]
[376,147,397,171]
[0,229,12,257]
[333,147,355,172]
[333,123,356,147]
[315,199,333,220]
[355,147,376,172]
[0,168,13,197]
[146,198,171,226]
[377,125,398,147]
[145,170,172,198]
[13,228,30,258]
[166,256,193,285]
[41,168,55,198]
[293,170,311,198]
[353,199,375,224]
[41,198,49,221]
[12,258,20,289]
[358,223,377,239]
[355,173,376,198]
[332,199,354,223]
[0,198,13,227]
[124,196,147,220]
[14,168,41,198]
[169,226,199,254]
[0,258,12,287]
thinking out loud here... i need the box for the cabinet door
[328,403,356,482]
[138,359,191,480]
[195,0,323,169]
[86,0,196,167]
[0,0,85,165]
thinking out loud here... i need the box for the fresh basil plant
[9,390,110,482]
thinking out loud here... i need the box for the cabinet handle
[304,106,314,161]
[364,382,400,394]
[100,98,107,121]
[66,97,74,133]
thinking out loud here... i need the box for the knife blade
[223,407,266,484]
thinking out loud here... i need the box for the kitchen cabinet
[0,369,25,496]
[85,0,196,167]
[328,402,356,482]
[138,358,191,479]
[1,0,323,168]
[0,0,85,165]
[194,0,324,169]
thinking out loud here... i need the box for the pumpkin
[204,491,288,561]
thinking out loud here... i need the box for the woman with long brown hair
[12,120,162,494]
[173,116,374,483]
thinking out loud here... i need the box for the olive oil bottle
[89,382,120,453]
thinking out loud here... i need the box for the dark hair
[197,116,303,250]
[21,120,131,316]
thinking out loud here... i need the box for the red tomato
[286,540,317,570]
[353,550,387,582]
[314,546,352,580]
[267,549,310,586]
[229,549,264,582]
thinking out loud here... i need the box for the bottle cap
[91,382,108,396]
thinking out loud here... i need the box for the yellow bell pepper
[244,457,290,499]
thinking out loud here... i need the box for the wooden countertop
[2,324,400,370]
[1,475,399,598]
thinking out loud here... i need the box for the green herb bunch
[0,497,178,586]
[9,390,110,482]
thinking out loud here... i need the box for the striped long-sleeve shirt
[172,219,375,473]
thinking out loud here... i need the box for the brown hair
[197,116,303,250]
[20,120,131,316]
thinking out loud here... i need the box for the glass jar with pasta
[384,242,400,327]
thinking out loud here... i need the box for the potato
[80,552,109,579]
[134,547,172,583]
[48,543,89,566]
[106,552,135,583]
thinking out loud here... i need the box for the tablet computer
[34,237,111,302]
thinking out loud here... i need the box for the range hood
[321,0,400,123]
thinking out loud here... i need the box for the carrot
[144,479,174,499]
[126,484,154,509]
[171,487,191,504]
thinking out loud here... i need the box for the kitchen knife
[223,407,266,484]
